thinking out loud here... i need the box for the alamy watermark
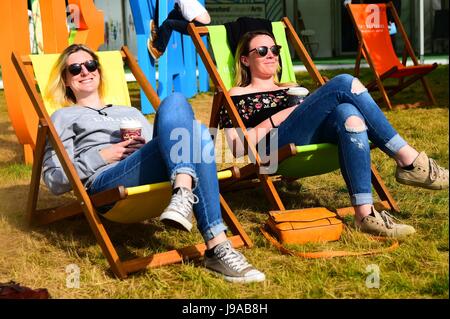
[365,264,380,289]
[167,121,279,174]
[356,4,385,32]
[66,263,80,289]
[66,4,81,30]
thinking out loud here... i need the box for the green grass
[0,164,32,181]
[0,66,448,299]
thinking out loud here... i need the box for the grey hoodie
[42,105,154,195]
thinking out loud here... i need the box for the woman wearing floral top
[220,30,448,239]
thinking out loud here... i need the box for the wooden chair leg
[117,194,251,277]
[26,125,48,228]
[371,164,400,213]
[120,235,245,275]
[376,78,393,110]
[219,194,253,248]
[210,91,224,129]
[420,77,437,106]
[80,205,128,279]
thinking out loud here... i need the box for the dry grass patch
[0,67,448,298]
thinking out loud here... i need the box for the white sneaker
[159,187,198,232]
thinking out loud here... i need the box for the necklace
[82,104,113,116]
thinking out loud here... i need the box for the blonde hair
[234,30,282,87]
[45,44,105,106]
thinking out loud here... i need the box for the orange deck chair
[347,2,438,109]
[11,46,252,279]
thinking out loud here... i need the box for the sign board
[207,3,266,24]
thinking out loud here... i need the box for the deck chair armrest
[230,143,298,181]
[90,186,127,207]
[277,143,298,162]
[219,166,241,180]
[31,186,127,226]
[67,186,127,211]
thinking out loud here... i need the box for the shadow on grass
[0,183,210,270]
[0,176,339,275]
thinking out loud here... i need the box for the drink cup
[120,119,142,141]
[287,86,310,106]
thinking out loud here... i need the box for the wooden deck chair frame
[347,2,438,110]
[188,17,400,217]
[11,46,252,279]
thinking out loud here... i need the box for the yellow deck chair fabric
[102,170,233,223]
[30,51,131,115]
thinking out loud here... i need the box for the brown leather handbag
[261,207,399,258]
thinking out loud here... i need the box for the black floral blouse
[219,88,291,129]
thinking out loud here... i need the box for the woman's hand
[99,136,146,164]
[224,105,298,157]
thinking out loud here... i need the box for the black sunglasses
[248,45,282,57]
[67,60,99,76]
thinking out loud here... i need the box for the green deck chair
[188,17,399,216]
[12,47,252,279]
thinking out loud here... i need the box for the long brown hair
[45,44,105,106]
[234,30,280,87]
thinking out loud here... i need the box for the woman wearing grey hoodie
[42,44,265,283]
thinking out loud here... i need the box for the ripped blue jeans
[276,74,407,206]
[88,93,227,242]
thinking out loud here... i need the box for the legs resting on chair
[274,75,448,237]
[88,93,265,283]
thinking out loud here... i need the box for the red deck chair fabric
[347,3,437,109]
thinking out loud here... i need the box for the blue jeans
[275,74,407,206]
[154,6,206,53]
[89,93,227,242]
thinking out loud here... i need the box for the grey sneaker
[358,208,416,238]
[159,187,198,232]
[205,240,266,283]
[396,151,448,190]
